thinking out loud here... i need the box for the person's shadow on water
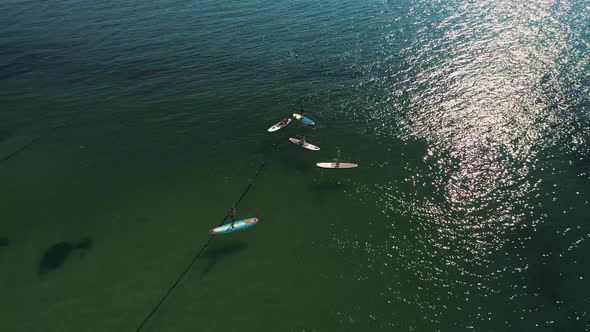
[200,242,247,278]
[38,238,92,276]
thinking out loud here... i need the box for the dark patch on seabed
[0,237,8,247]
[0,128,10,142]
[0,41,78,80]
[38,238,92,275]
[200,242,247,278]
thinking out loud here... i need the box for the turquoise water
[1,0,589,330]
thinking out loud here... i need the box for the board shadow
[309,180,349,204]
[311,181,347,193]
[272,147,317,174]
[200,242,247,278]
[38,238,92,276]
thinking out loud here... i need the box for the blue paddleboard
[209,217,259,234]
[293,113,315,125]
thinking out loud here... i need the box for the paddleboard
[289,138,320,151]
[209,217,259,234]
[316,162,358,169]
[292,113,315,125]
[267,118,292,132]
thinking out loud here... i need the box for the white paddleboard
[289,138,320,151]
[267,118,292,132]
[316,162,358,169]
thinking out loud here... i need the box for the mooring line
[0,136,41,162]
[135,161,267,332]
[0,123,69,164]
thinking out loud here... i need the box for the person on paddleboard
[299,98,305,117]
[299,135,306,146]
[336,147,341,168]
[279,118,289,126]
[228,207,237,229]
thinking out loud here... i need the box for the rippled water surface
[1,0,589,331]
